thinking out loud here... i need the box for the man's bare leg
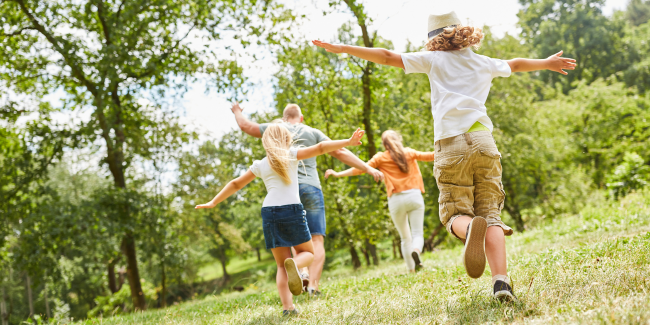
[307,235,325,291]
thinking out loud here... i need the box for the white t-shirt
[249,147,301,207]
[401,48,511,142]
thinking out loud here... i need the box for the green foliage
[88,279,158,318]
[518,0,630,92]
[627,0,650,26]
[606,152,650,199]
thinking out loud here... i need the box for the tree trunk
[392,239,397,259]
[44,280,50,320]
[365,239,379,265]
[505,205,525,232]
[361,244,370,267]
[26,275,34,324]
[397,236,404,259]
[349,242,362,270]
[219,250,230,282]
[361,69,377,156]
[161,262,166,308]
[108,261,118,294]
[256,247,261,262]
[423,223,445,252]
[1,286,7,325]
[118,267,125,291]
[122,235,146,310]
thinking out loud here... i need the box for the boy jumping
[313,11,575,300]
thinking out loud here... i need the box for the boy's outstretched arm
[508,51,577,75]
[195,170,256,209]
[297,128,365,160]
[312,40,404,69]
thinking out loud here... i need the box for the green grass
[198,250,275,282]
[81,191,650,324]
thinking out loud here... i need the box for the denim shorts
[299,184,326,236]
[261,204,312,249]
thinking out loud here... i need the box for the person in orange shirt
[325,130,435,272]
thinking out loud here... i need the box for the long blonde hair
[425,26,483,51]
[262,123,295,184]
[382,130,409,174]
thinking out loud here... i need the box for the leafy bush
[606,152,650,199]
[87,279,158,318]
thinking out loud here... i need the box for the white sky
[183,0,629,139]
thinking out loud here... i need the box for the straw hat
[428,11,462,40]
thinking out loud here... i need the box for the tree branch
[14,0,99,97]
[0,26,37,37]
[94,0,112,45]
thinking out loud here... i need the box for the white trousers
[388,189,425,270]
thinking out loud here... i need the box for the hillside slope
[81,191,650,324]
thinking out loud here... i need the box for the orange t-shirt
[352,148,435,197]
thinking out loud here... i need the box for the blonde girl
[196,124,365,315]
[313,11,575,300]
[325,130,434,272]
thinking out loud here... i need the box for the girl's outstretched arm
[297,128,365,160]
[312,40,404,69]
[195,170,256,209]
[324,168,356,179]
[508,51,577,75]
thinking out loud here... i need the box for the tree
[627,0,650,26]
[175,138,255,282]
[518,0,629,92]
[0,0,291,310]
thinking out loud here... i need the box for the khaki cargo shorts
[433,131,513,238]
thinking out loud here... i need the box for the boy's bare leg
[453,216,508,277]
[307,235,325,291]
[450,216,472,239]
[485,226,507,276]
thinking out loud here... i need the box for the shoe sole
[463,217,487,279]
[284,259,303,296]
[411,251,423,272]
[494,290,515,302]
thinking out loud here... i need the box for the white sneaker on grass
[284,258,303,296]
[301,272,310,293]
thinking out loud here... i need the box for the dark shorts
[261,204,312,249]
[299,184,326,236]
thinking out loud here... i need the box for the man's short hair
[283,104,302,120]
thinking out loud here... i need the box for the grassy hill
[80,191,650,324]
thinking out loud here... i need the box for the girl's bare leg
[271,247,294,310]
[292,240,315,268]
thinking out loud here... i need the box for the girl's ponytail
[262,123,295,184]
[382,130,409,174]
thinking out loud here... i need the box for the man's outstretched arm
[231,102,262,138]
[329,148,384,182]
